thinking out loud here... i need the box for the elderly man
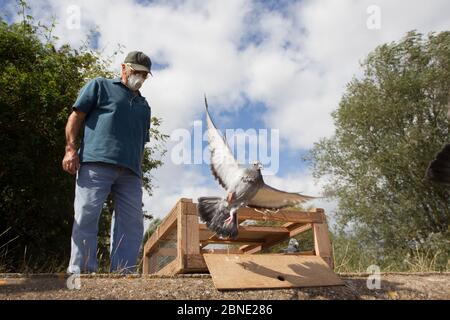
[62,51,152,273]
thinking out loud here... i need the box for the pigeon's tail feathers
[197,197,238,239]
[197,197,223,224]
[426,144,450,185]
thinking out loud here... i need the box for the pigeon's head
[288,238,299,248]
[252,161,263,171]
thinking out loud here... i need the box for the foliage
[0,3,167,272]
[308,31,450,271]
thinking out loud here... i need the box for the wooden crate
[142,198,334,276]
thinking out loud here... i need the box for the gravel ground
[0,273,449,300]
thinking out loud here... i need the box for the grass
[332,240,449,274]
[403,247,448,273]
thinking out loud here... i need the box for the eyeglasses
[125,63,152,79]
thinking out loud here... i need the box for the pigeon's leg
[226,192,234,205]
[224,207,237,226]
[253,208,269,216]
[252,207,280,215]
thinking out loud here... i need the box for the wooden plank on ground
[203,254,344,290]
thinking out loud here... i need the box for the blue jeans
[68,162,144,274]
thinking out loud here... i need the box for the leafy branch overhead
[308,31,450,271]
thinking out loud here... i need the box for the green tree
[0,4,168,272]
[308,31,450,271]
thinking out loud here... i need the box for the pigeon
[197,96,316,239]
[282,238,300,253]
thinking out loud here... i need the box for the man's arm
[62,109,86,175]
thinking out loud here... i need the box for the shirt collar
[113,78,143,97]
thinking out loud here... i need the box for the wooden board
[203,254,344,290]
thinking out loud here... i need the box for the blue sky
[2,0,450,225]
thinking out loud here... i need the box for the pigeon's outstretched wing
[204,96,242,190]
[247,184,316,209]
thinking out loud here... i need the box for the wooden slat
[240,223,314,253]
[199,224,290,242]
[149,255,158,274]
[144,200,178,256]
[177,200,187,271]
[189,202,324,223]
[313,212,333,269]
[240,244,263,254]
[204,254,344,290]
[282,222,299,228]
[153,247,177,256]
[186,202,200,255]
[202,238,264,245]
[198,224,290,233]
[143,232,159,257]
[236,207,324,223]
[289,223,312,237]
[157,203,179,237]
[155,258,179,276]
[298,250,315,256]
[185,254,208,270]
[201,248,243,254]
[142,256,150,274]
[185,201,198,215]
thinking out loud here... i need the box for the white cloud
[142,160,221,221]
[242,0,450,149]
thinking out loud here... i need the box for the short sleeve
[73,78,100,114]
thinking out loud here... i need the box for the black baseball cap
[124,51,152,76]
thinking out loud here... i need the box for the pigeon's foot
[253,208,280,215]
[224,215,233,226]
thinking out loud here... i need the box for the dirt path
[0,273,449,300]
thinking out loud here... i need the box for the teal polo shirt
[73,77,151,177]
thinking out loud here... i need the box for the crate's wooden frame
[142,198,334,276]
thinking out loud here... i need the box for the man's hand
[62,145,80,175]
[62,109,86,175]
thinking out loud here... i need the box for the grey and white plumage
[282,238,300,253]
[198,96,316,239]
